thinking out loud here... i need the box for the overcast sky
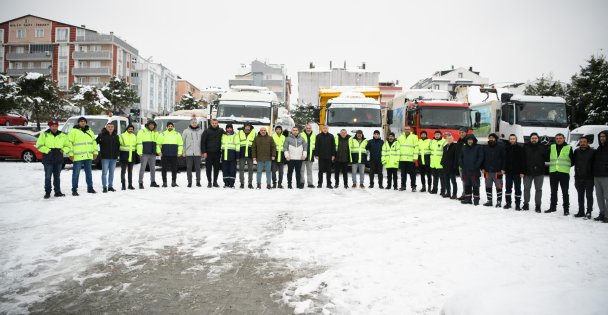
[2,0,607,103]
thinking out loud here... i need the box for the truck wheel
[22,150,36,163]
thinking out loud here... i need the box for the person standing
[201,119,224,188]
[593,130,608,222]
[522,133,548,212]
[238,123,256,189]
[96,123,120,193]
[252,127,276,189]
[159,122,183,188]
[504,135,525,210]
[382,132,400,190]
[429,130,445,195]
[182,118,203,187]
[284,127,307,189]
[36,119,69,198]
[68,116,98,196]
[272,125,286,189]
[573,136,595,218]
[350,130,368,188]
[441,132,459,199]
[221,124,239,188]
[546,133,573,215]
[455,128,468,200]
[334,129,351,189]
[482,133,506,207]
[300,124,316,188]
[460,134,483,205]
[367,130,384,189]
[417,130,432,192]
[119,124,137,190]
[315,125,335,189]
[397,126,418,191]
[137,120,161,189]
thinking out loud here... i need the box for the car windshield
[327,106,382,127]
[156,120,191,133]
[14,133,37,142]
[570,133,582,143]
[419,107,472,129]
[217,101,271,123]
[516,102,568,127]
[62,118,109,135]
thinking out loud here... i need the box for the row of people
[35,117,608,222]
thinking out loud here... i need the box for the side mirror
[386,110,394,125]
[474,111,481,124]
[313,108,321,123]
[474,122,480,129]
[406,110,415,126]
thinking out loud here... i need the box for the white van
[569,125,607,149]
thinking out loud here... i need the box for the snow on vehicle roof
[319,86,380,94]
[169,109,209,117]
[570,125,608,134]
[220,91,277,102]
[394,89,451,101]
[66,115,128,120]
[510,94,566,103]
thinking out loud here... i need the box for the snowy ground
[0,162,607,315]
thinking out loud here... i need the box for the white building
[298,62,379,107]
[411,66,489,92]
[132,57,176,118]
[229,60,289,104]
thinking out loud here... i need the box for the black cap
[459,127,468,133]
[275,125,283,131]
[78,116,87,123]
[434,130,442,134]
[226,124,233,130]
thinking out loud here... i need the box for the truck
[457,86,569,144]
[316,87,383,139]
[569,125,607,150]
[213,86,279,132]
[386,89,476,141]
[154,109,210,168]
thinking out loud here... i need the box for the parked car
[0,130,43,162]
[0,113,29,126]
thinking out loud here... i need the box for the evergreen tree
[523,74,567,97]
[70,84,112,115]
[291,103,315,129]
[17,72,62,130]
[101,76,139,114]
[566,54,608,127]
[175,92,200,111]
[0,74,21,115]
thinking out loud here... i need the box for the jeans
[72,159,93,192]
[44,162,63,193]
[272,161,285,185]
[595,177,608,217]
[101,159,117,188]
[351,163,365,185]
[287,160,303,186]
[256,160,272,185]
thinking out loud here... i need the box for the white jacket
[284,134,308,160]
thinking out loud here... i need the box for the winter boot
[574,209,586,218]
[503,202,512,209]
[535,205,541,213]
[44,192,51,199]
[257,183,261,189]
[483,199,493,207]
[128,184,135,190]
[495,200,502,208]
[369,183,374,189]
[278,184,284,189]
[308,184,315,188]
[379,184,384,189]
[473,196,480,206]
[522,203,529,210]
[288,183,293,189]
[317,184,323,188]
[594,215,605,221]
[54,192,65,197]
[122,183,126,191]
[360,184,365,189]
[352,184,357,188]
[400,187,407,191]
[461,196,472,205]
[102,187,108,193]
[196,181,201,187]
[248,184,254,189]
[515,200,521,210]
[187,182,192,188]
[171,181,178,187]
[586,210,592,219]
[87,189,97,194]
[108,187,116,192]
[272,182,277,189]
[150,182,160,187]
[139,183,145,189]
[563,208,570,216]
[72,191,79,196]
[411,187,417,192]
[240,183,245,189]
[420,186,426,193]
[327,184,333,189]
[544,208,556,213]
[162,182,168,188]
[267,184,271,190]
[385,185,391,190]
[208,182,213,188]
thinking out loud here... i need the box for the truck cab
[321,92,383,139]
[214,86,278,132]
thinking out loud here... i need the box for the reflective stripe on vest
[272,133,286,162]
[350,138,368,164]
[418,139,431,165]
[301,131,316,157]
[430,138,446,169]
[549,144,571,173]
[239,130,256,158]
[222,134,239,160]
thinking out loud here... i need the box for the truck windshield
[516,102,568,127]
[217,101,271,123]
[419,107,471,129]
[156,119,191,133]
[327,106,382,127]
[62,118,109,135]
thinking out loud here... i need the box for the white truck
[320,91,383,140]
[154,109,210,168]
[457,86,570,144]
[214,86,279,132]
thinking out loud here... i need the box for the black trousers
[505,173,522,205]
[444,169,457,196]
[399,161,416,188]
[575,177,594,212]
[386,168,398,189]
[431,168,445,193]
[120,160,134,186]
[287,160,302,186]
[334,161,349,186]
[419,159,432,188]
[462,174,481,202]
[205,152,221,184]
[272,161,284,185]
[161,156,178,183]
[318,158,333,186]
[550,172,570,210]
[369,160,383,186]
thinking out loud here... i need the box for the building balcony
[7,68,52,77]
[7,52,52,61]
[72,67,112,76]
[73,51,112,60]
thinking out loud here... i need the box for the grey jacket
[284,133,308,161]
[182,126,203,156]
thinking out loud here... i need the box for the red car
[0,130,43,162]
[0,113,29,126]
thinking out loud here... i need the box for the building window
[56,28,69,42]
[59,45,69,58]
[30,44,53,53]
[16,28,25,39]
[458,72,463,78]
[76,28,85,38]
[27,62,34,69]
[90,77,99,84]
[14,62,23,69]
[79,45,88,52]
[59,60,68,73]
[15,46,25,54]
[58,75,68,89]
[90,61,101,68]
[41,62,51,69]
[35,28,44,38]
[0,30,3,44]
[433,84,440,90]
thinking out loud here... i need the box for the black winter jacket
[573,147,595,179]
[366,138,384,162]
[441,142,459,173]
[315,132,335,159]
[335,135,351,163]
[505,143,525,174]
[482,141,505,172]
[593,130,608,177]
[523,142,548,176]
[201,126,224,154]
[96,129,120,159]
[460,135,483,176]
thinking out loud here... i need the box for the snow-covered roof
[395,89,451,101]
[510,94,566,103]
[570,125,608,135]
[220,91,277,103]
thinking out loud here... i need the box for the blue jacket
[459,134,484,176]
[366,138,384,162]
[482,141,506,172]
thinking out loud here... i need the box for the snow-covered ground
[0,162,607,314]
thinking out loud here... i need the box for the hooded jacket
[96,128,120,159]
[68,125,98,161]
[36,129,69,164]
[252,131,277,161]
[441,141,459,173]
[593,130,608,177]
[482,140,506,173]
[350,136,368,164]
[335,134,351,163]
[573,145,595,179]
[284,133,308,161]
[459,134,483,176]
